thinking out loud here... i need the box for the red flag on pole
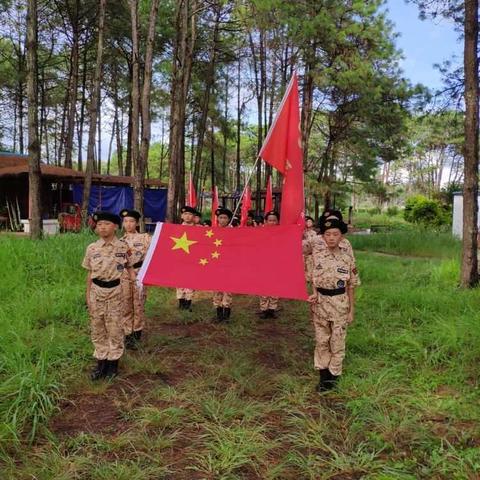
[264,175,273,214]
[259,73,304,225]
[211,186,219,227]
[138,223,308,300]
[187,172,197,208]
[240,185,252,226]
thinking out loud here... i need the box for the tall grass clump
[0,233,93,454]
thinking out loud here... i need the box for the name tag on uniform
[115,253,126,258]
[93,253,101,259]
[134,242,143,247]
[337,267,348,274]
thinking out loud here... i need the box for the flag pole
[229,154,260,225]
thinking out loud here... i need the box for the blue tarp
[73,185,167,222]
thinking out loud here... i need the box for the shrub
[404,195,450,226]
[386,206,399,217]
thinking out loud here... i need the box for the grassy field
[0,231,479,479]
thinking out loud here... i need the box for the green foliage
[386,206,399,216]
[404,194,450,226]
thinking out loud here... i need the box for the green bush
[368,207,381,215]
[404,195,450,226]
[386,206,399,216]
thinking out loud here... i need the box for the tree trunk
[130,0,140,184]
[461,0,479,287]
[135,0,161,228]
[167,0,197,222]
[65,1,80,169]
[77,42,88,171]
[81,0,107,222]
[26,0,42,239]
[235,58,241,191]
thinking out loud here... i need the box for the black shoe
[216,307,224,322]
[268,309,278,319]
[259,310,269,319]
[125,333,136,350]
[178,299,185,309]
[185,300,192,311]
[325,373,340,390]
[223,307,231,322]
[90,360,107,381]
[315,369,331,393]
[133,330,142,341]
[105,360,119,379]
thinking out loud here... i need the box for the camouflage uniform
[303,228,317,283]
[213,291,233,308]
[259,296,279,312]
[304,236,360,375]
[120,232,151,335]
[82,237,132,361]
[176,221,195,303]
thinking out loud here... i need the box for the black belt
[133,260,143,269]
[92,278,120,288]
[317,287,346,296]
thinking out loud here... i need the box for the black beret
[193,210,202,217]
[92,211,121,226]
[255,215,264,224]
[120,209,141,221]
[264,210,280,220]
[320,218,348,234]
[215,207,233,219]
[181,206,196,214]
[247,210,255,219]
[305,215,314,222]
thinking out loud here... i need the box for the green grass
[0,231,479,479]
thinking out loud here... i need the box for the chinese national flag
[264,175,273,214]
[187,172,197,208]
[138,223,308,300]
[211,186,219,227]
[259,73,304,225]
[240,186,252,227]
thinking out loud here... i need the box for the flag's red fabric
[187,172,197,208]
[240,185,252,227]
[138,223,308,300]
[259,73,304,225]
[264,175,273,214]
[211,186,219,227]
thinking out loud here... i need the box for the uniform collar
[97,236,119,247]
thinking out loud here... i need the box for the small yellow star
[285,159,292,170]
[205,229,214,238]
[211,251,220,259]
[214,239,222,247]
[170,232,198,254]
[199,258,208,266]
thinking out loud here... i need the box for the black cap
[215,207,233,219]
[181,206,196,214]
[120,209,141,221]
[92,211,121,226]
[193,210,202,217]
[305,215,314,222]
[247,210,255,219]
[255,215,264,224]
[264,210,280,221]
[319,218,348,234]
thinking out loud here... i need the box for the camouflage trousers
[121,275,146,335]
[304,254,314,283]
[311,292,349,375]
[213,291,233,308]
[89,284,125,361]
[259,296,279,311]
[176,288,194,300]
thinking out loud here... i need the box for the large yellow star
[211,251,220,259]
[170,232,198,254]
[214,239,222,247]
[205,229,214,238]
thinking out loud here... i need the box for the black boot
[268,309,278,319]
[178,299,185,309]
[325,373,340,390]
[133,330,142,341]
[216,307,224,322]
[185,300,192,311]
[316,369,331,393]
[105,360,119,379]
[223,307,231,322]
[90,359,107,381]
[259,310,269,319]
[125,333,136,350]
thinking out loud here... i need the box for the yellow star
[199,258,208,266]
[205,229,214,238]
[214,239,222,247]
[170,232,198,254]
[211,251,220,259]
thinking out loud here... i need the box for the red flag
[138,223,308,300]
[240,185,252,227]
[259,73,304,225]
[264,175,273,214]
[187,172,197,208]
[211,186,219,227]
